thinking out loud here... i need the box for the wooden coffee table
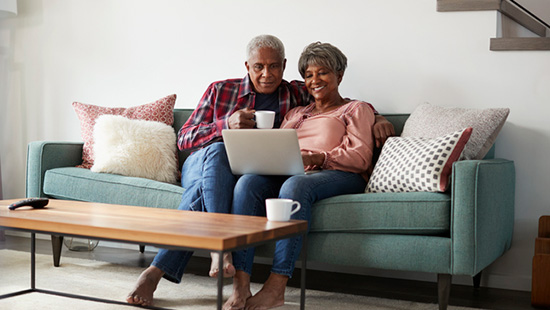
[0,199,309,309]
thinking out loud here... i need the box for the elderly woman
[224,42,377,310]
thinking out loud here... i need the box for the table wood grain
[0,199,308,251]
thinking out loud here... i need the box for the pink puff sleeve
[321,101,376,174]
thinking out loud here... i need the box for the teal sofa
[26,109,515,310]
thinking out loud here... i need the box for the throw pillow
[401,103,509,160]
[91,115,178,184]
[366,127,472,193]
[73,94,176,168]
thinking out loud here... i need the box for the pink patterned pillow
[73,94,176,168]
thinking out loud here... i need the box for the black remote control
[8,198,49,210]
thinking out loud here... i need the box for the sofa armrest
[26,141,84,198]
[450,158,515,275]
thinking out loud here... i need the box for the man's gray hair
[246,34,285,61]
[298,42,347,78]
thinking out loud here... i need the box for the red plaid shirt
[178,75,312,151]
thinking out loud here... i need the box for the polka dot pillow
[366,127,472,193]
[72,94,176,169]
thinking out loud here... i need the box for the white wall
[1,0,549,292]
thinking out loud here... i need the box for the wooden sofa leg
[473,271,482,288]
[51,235,64,267]
[139,245,145,253]
[437,273,452,310]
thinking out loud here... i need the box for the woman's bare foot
[223,271,252,310]
[126,266,165,306]
[210,252,236,278]
[245,273,288,310]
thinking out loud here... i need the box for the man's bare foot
[210,252,236,278]
[223,271,252,310]
[244,273,288,310]
[126,266,165,306]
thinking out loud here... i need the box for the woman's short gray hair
[298,42,347,78]
[247,34,285,61]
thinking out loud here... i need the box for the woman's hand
[302,152,325,171]
[373,115,396,148]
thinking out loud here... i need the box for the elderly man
[127,34,394,307]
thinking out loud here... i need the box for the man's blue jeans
[151,142,236,283]
[231,170,367,277]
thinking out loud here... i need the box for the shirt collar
[238,74,254,98]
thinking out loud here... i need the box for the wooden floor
[0,234,537,310]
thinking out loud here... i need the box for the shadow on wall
[498,122,550,214]
[489,121,550,290]
[0,0,45,199]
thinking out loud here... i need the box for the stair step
[490,37,550,50]
[437,0,501,12]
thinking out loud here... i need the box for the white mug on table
[265,198,301,222]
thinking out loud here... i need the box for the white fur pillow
[91,115,178,184]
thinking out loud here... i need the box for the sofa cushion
[43,167,184,209]
[401,103,510,160]
[72,94,176,169]
[310,191,451,235]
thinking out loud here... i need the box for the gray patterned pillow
[401,103,509,160]
[366,127,472,193]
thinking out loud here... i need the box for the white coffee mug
[255,110,275,129]
[265,198,301,222]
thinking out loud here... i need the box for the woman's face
[304,64,342,102]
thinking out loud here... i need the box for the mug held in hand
[265,198,301,221]
[254,110,275,129]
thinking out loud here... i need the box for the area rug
[0,250,483,310]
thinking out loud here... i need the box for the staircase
[437,0,550,51]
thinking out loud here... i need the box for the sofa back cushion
[380,114,410,136]
[173,109,194,166]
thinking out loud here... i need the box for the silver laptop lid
[222,129,305,175]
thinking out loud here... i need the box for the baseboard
[297,260,531,292]
[6,231,531,292]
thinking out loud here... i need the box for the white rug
[0,250,484,310]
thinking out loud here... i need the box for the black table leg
[300,232,307,310]
[217,250,224,310]
[31,233,36,290]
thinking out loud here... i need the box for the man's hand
[228,108,256,129]
[373,115,396,148]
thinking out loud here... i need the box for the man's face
[245,47,286,94]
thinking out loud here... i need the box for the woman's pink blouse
[281,100,376,180]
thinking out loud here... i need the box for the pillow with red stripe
[72,94,176,169]
[366,127,472,193]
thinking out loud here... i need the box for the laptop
[222,129,305,175]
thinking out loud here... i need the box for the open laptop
[222,129,305,175]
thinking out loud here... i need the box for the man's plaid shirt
[177,75,311,151]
